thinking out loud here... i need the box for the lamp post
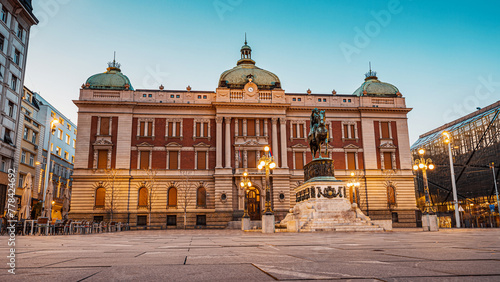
[413,148,436,231]
[346,172,360,206]
[490,162,500,223]
[41,119,59,218]
[442,131,461,228]
[240,171,252,218]
[258,145,276,233]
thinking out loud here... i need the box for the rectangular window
[238,120,243,136]
[295,152,304,169]
[197,151,206,170]
[64,151,69,160]
[168,122,173,136]
[292,124,297,138]
[381,122,390,139]
[259,119,264,136]
[167,215,177,226]
[196,215,206,226]
[29,153,34,166]
[51,111,56,118]
[23,127,29,140]
[247,151,256,169]
[140,151,150,170]
[100,117,110,135]
[18,174,24,188]
[247,119,255,136]
[139,121,145,136]
[67,124,71,130]
[59,118,64,125]
[16,25,23,40]
[343,124,349,138]
[97,150,107,169]
[196,123,201,137]
[0,33,5,52]
[31,131,36,143]
[11,75,17,91]
[347,152,356,170]
[167,121,181,137]
[21,151,26,164]
[57,129,63,140]
[7,101,13,117]
[384,152,393,169]
[73,139,76,148]
[56,146,62,156]
[148,122,153,136]
[350,124,355,138]
[72,155,75,163]
[169,151,178,169]
[14,49,20,65]
[299,124,304,138]
[1,7,7,23]
[65,134,70,144]
[203,123,208,137]
[137,215,147,226]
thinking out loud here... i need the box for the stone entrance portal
[247,187,261,220]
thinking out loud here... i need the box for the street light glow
[428,163,435,170]
[269,162,276,169]
[418,148,425,155]
[259,160,265,167]
[413,165,419,170]
[243,172,248,177]
[258,165,263,170]
[248,181,251,187]
[264,146,270,152]
[419,163,424,169]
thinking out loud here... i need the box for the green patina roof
[86,61,133,90]
[353,71,399,97]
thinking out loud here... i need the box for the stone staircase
[298,217,384,232]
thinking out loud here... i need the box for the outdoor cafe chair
[35,217,50,235]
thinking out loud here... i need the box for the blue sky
[25,0,500,144]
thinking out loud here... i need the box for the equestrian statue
[308,108,329,159]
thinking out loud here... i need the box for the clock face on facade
[248,87,254,93]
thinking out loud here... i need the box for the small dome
[353,70,399,97]
[219,40,281,89]
[85,60,133,90]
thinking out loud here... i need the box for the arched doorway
[247,187,261,220]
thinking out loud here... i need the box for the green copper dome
[353,70,400,97]
[85,60,133,90]
[218,41,281,90]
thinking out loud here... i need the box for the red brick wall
[88,116,98,169]
[181,151,194,169]
[111,117,118,169]
[391,121,400,169]
[152,151,166,169]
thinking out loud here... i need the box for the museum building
[70,41,417,227]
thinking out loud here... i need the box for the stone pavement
[1,228,500,281]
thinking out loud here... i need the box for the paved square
[2,229,500,281]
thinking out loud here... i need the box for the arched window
[138,187,148,207]
[168,187,177,207]
[95,187,105,207]
[387,185,396,207]
[197,187,206,207]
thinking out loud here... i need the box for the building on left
[0,0,38,215]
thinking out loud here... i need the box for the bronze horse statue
[308,108,329,159]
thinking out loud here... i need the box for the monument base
[262,214,275,233]
[281,178,388,232]
[422,214,439,232]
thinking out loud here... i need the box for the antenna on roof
[369,61,371,71]
[114,51,116,62]
[244,32,247,45]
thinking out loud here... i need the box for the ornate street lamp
[240,171,252,218]
[41,118,59,218]
[442,131,461,228]
[413,148,435,231]
[258,146,276,215]
[346,172,360,206]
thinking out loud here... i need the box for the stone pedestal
[262,214,275,233]
[422,214,439,232]
[241,217,251,231]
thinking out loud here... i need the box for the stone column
[216,116,223,168]
[271,118,279,166]
[225,117,231,168]
[280,118,288,168]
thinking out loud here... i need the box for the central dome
[353,70,399,97]
[85,60,133,90]
[218,40,281,90]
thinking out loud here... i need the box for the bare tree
[180,171,195,229]
[143,168,160,228]
[104,169,119,221]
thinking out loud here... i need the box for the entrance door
[247,187,261,220]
